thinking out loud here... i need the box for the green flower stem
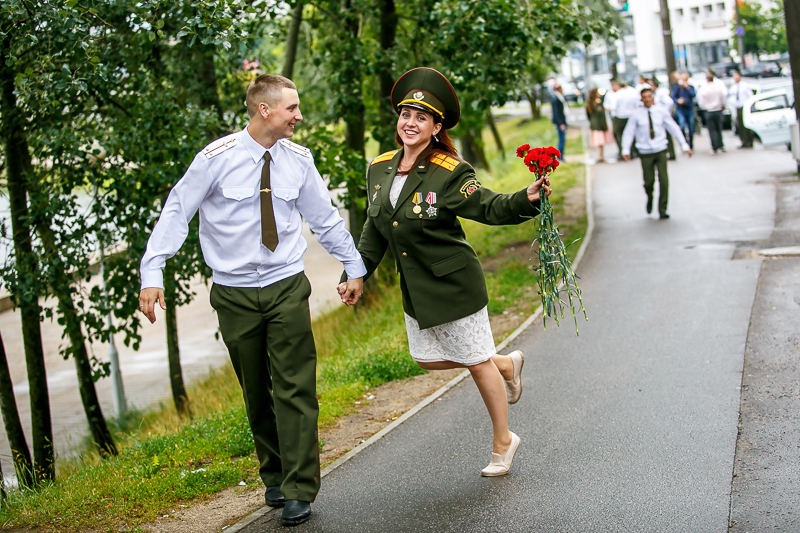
[531,173,588,335]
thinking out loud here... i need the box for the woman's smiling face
[397,106,441,149]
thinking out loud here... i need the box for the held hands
[139,287,166,324]
[622,154,631,161]
[527,173,552,203]
[337,277,364,306]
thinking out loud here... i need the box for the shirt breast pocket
[271,187,301,224]
[221,186,256,221]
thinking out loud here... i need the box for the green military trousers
[209,272,320,502]
[640,149,669,215]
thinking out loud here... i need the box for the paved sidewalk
[238,131,796,532]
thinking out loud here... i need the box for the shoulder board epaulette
[203,137,239,158]
[370,150,399,166]
[280,139,312,158]
[430,153,459,172]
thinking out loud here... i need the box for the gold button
[402,252,407,257]
[393,221,398,227]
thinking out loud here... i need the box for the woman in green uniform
[338,68,550,476]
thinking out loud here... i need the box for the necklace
[398,161,414,173]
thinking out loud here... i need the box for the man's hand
[677,97,685,105]
[139,287,166,324]
[559,124,566,131]
[338,277,363,306]
[622,154,631,161]
[684,149,693,158]
[527,173,552,203]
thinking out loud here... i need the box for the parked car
[741,60,783,78]
[742,86,796,147]
[708,61,741,79]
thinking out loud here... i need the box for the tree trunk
[282,1,304,80]
[460,130,490,170]
[784,0,800,127]
[0,34,54,483]
[0,331,35,488]
[35,226,118,457]
[342,0,367,245]
[487,112,505,159]
[526,90,540,120]
[377,0,398,152]
[164,262,191,417]
[195,45,223,125]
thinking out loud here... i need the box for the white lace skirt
[405,306,496,366]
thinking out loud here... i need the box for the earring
[434,134,440,142]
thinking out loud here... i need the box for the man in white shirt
[697,72,727,153]
[649,77,676,160]
[727,70,754,148]
[139,74,366,526]
[611,78,640,159]
[622,87,693,219]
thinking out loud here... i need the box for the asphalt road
[240,131,796,532]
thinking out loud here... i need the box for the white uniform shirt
[697,81,727,112]
[727,81,754,109]
[140,127,367,289]
[621,105,690,156]
[613,86,640,119]
[653,87,674,113]
[604,89,619,118]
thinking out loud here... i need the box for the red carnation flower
[516,144,531,158]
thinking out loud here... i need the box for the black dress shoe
[659,212,670,219]
[264,485,286,508]
[646,196,653,214]
[282,500,311,527]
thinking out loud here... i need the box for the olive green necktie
[648,110,655,139]
[260,152,279,251]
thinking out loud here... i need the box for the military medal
[425,192,437,205]
[375,184,381,190]
[412,192,422,214]
[426,206,438,217]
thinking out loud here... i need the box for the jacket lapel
[379,150,403,208]
[391,146,433,216]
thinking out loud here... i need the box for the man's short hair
[246,74,297,118]
[640,87,653,95]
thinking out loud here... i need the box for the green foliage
[734,0,787,58]
[0,408,257,530]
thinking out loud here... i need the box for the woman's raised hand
[526,173,552,203]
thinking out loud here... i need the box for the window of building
[676,8,683,16]
[691,6,700,15]
[717,3,725,11]
[704,5,713,13]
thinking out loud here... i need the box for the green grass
[0,115,587,531]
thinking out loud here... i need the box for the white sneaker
[504,350,524,404]
[481,432,521,476]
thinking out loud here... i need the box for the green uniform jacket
[353,147,541,330]
[587,99,609,132]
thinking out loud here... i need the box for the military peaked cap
[391,67,460,130]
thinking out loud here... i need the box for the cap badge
[414,91,424,100]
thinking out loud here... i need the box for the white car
[742,86,796,147]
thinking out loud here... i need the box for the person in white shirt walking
[727,70,754,148]
[138,74,367,527]
[648,77,677,160]
[697,72,727,154]
[611,78,640,159]
[622,87,693,219]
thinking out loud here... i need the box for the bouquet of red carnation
[516,144,587,335]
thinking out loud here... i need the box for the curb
[225,154,596,533]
